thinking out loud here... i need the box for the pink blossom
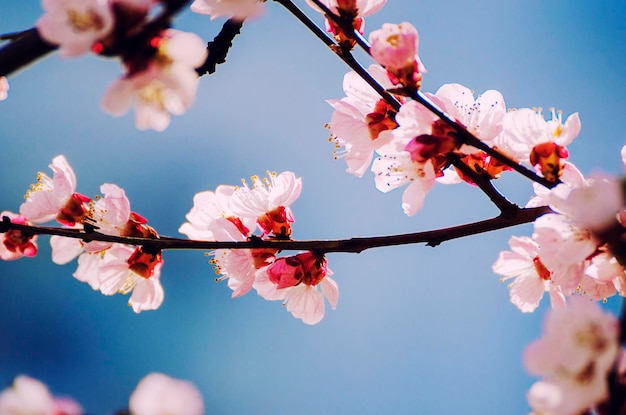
[498,108,580,182]
[85,183,156,252]
[98,244,164,313]
[532,214,596,292]
[368,22,424,86]
[371,153,437,216]
[190,0,264,20]
[101,30,207,131]
[20,155,90,225]
[36,0,114,58]
[524,297,619,414]
[492,235,565,313]
[212,247,277,298]
[434,83,506,151]
[0,212,38,260]
[179,185,255,242]
[256,252,338,324]
[129,373,204,415]
[229,171,302,237]
[328,65,398,177]
[0,375,82,415]
[0,76,8,101]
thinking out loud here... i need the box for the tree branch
[1,206,551,255]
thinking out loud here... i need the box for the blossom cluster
[0,372,204,415]
[524,297,623,414]
[180,171,339,325]
[493,148,626,313]
[1,155,164,313]
[327,62,583,216]
[35,0,207,131]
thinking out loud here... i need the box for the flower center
[66,8,105,33]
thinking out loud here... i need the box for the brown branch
[1,206,551,255]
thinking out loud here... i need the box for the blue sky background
[0,1,625,413]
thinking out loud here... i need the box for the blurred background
[0,0,625,413]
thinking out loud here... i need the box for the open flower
[327,64,398,176]
[492,235,565,312]
[20,155,90,225]
[498,108,580,182]
[36,0,114,58]
[98,244,164,313]
[129,373,204,415]
[229,171,302,238]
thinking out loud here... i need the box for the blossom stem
[278,0,557,190]
[0,28,56,77]
[196,18,244,76]
[448,155,518,216]
[0,207,551,254]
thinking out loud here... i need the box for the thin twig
[196,18,244,76]
[448,155,518,216]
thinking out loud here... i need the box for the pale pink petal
[50,235,83,265]
[285,284,325,325]
[320,276,339,310]
[129,274,164,313]
[509,274,545,313]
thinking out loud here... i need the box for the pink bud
[369,22,418,71]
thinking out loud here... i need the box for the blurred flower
[524,297,619,414]
[129,373,204,415]
[0,212,38,260]
[0,76,8,101]
[190,0,264,21]
[101,29,207,131]
[0,375,82,415]
[36,0,114,58]
[20,155,90,225]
